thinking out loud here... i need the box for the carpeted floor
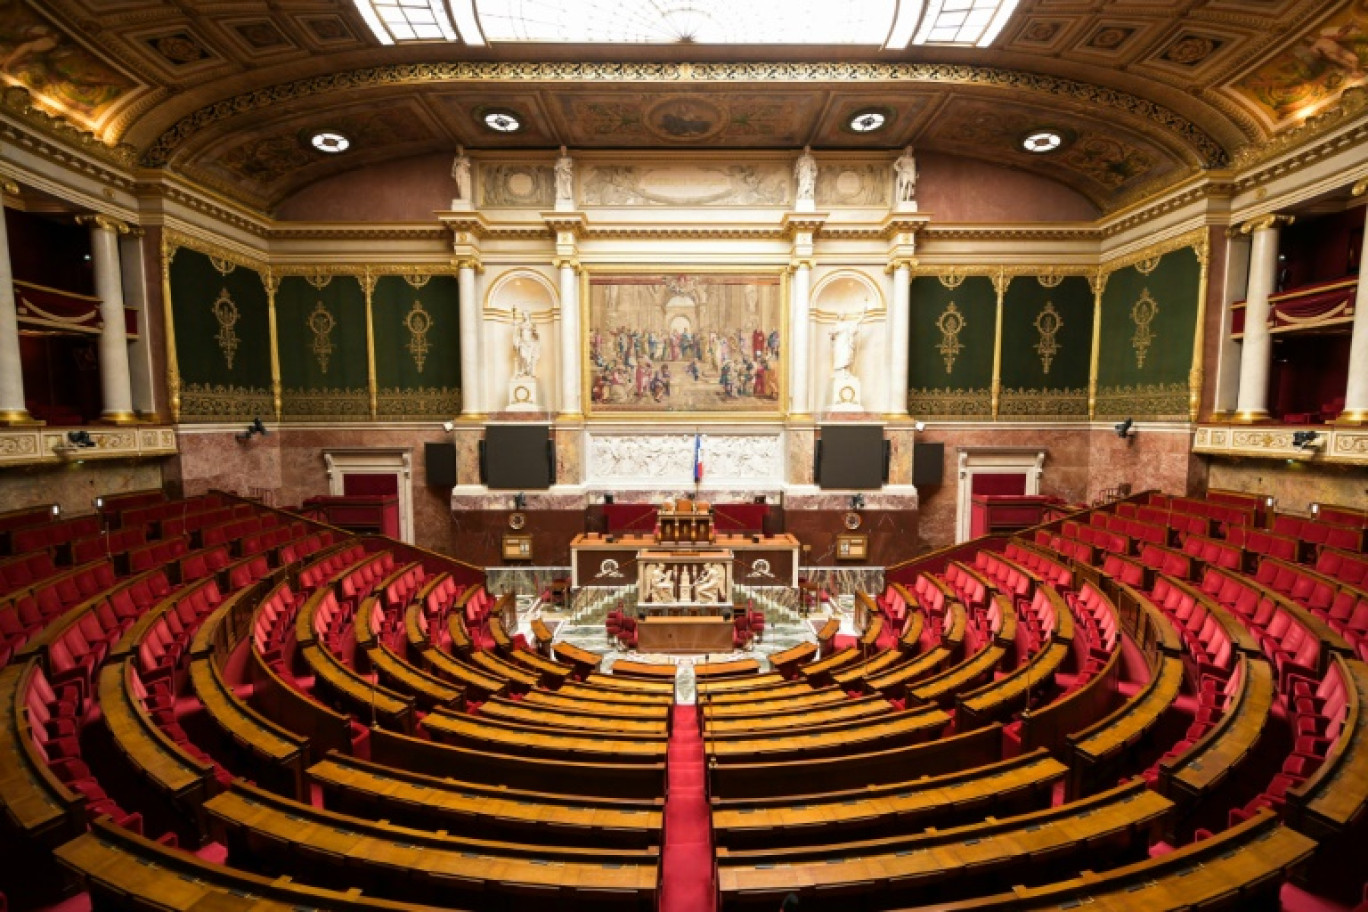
[660,704,716,912]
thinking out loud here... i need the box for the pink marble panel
[0,460,164,516]
[918,153,1098,223]
[275,153,452,222]
[1206,458,1368,516]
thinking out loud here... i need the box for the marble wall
[0,459,165,517]
[1206,457,1368,516]
[168,430,282,499]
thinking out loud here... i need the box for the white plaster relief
[587,433,781,485]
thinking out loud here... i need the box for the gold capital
[76,213,132,235]
[1,179,18,197]
[454,257,484,273]
[789,258,815,273]
[1236,213,1294,235]
[552,256,580,273]
[1353,176,1368,198]
[884,257,917,275]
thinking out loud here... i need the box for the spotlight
[849,493,866,510]
[66,430,96,448]
[1114,418,1135,440]
[1292,430,1322,450]
[513,492,526,510]
[442,420,455,432]
[914,421,926,432]
[236,417,268,441]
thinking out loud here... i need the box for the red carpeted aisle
[660,704,716,912]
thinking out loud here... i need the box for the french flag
[694,434,704,484]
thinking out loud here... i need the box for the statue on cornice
[450,147,472,208]
[794,146,817,205]
[893,146,918,209]
[512,307,541,379]
[554,146,574,209]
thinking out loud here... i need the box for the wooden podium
[657,499,714,545]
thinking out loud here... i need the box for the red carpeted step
[660,704,716,912]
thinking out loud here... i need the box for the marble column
[457,259,481,416]
[789,260,812,415]
[79,214,136,423]
[0,183,34,423]
[557,257,582,415]
[1233,214,1290,422]
[887,261,911,416]
[1339,189,1368,423]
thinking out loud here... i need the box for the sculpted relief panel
[479,163,555,207]
[587,433,781,485]
[580,163,791,207]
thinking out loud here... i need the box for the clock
[843,511,862,530]
[509,512,527,530]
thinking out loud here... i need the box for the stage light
[236,417,268,442]
[1114,418,1135,440]
[1292,430,1322,450]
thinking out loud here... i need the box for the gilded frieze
[999,388,1088,418]
[1094,382,1188,419]
[907,388,992,416]
[376,387,461,419]
[179,383,273,421]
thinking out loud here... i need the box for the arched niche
[483,269,559,412]
[811,270,886,413]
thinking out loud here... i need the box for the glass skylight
[353,0,1020,47]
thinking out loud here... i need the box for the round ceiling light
[848,110,887,133]
[483,111,522,133]
[1021,130,1063,154]
[310,131,350,154]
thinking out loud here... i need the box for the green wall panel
[168,246,272,422]
[1096,246,1200,420]
[372,274,461,419]
[998,274,1093,419]
[276,274,369,420]
[908,274,995,416]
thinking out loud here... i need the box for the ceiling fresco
[0,0,1364,214]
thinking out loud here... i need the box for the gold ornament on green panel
[1033,301,1063,374]
[405,300,433,373]
[936,301,966,374]
[1131,289,1159,369]
[211,287,240,370]
[308,301,336,373]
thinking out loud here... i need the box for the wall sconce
[66,430,97,448]
[1310,503,1321,516]
[236,417,268,442]
[1114,418,1135,440]
[442,420,454,432]
[1292,430,1322,451]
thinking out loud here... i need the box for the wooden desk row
[717,779,1170,911]
[711,748,1067,851]
[204,779,657,912]
[309,751,663,850]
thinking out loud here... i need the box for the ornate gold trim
[908,387,992,417]
[1033,302,1064,374]
[936,302,967,375]
[160,234,180,423]
[1235,214,1295,235]
[1088,268,1103,420]
[363,268,378,420]
[75,214,131,236]
[1100,228,1207,278]
[1095,383,1189,420]
[308,301,337,374]
[211,287,240,370]
[404,300,435,374]
[1130,289,1159,370]
[1189,232,1211,423]
[991,268,1005,419]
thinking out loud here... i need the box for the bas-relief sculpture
[478,163,554,207]
[587,273,782,414]
[580,164,790,207]
[815,164,890,207]
[587,434,780,484]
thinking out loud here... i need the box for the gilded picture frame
[583,268,787,418]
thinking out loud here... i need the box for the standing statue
[511,307,541,379]
[450,146,472,205]
[893,146,918,204]
[554,145,574,206]
[794,146,817,203]
[829,313,859,377]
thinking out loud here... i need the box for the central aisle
[660,704,715,912]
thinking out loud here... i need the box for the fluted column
[457,259,482,416]
[1339,181,1368,423]
[886,260,911,416]
[78,214,136,423]
[0,181,34,424]
[789,259,812,415]
[1233,214,1292,422]
[556,257,582,416]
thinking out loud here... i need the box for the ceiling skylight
[354,0,1020,47]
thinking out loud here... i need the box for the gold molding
[1100,227,1207,278]
[75,213,131,235]
[160,234,180,423]
[1189,234,1211,423]
[1234,214,1295,235]
[1,179,18,196]
[265,268,282,422]
[991,268,1005,419]
[1087,268,1103,421]
[363,268,378,420]
[1353,177,1368,198]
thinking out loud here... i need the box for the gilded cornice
[1353,177,1368,197]
[75,213,131,235]
[163,228,268,273]
[0,86,137,169]
[268,226,450,242]
[139,61,1229,168]
[583,226,784,240]
[1101,180,1235,240]
[921,226,1099,242]
[1234,213,1295,235]
[1100,226,1208,277]
[0,118,135,194]
[140,181,270,239]
[1230,86,1368,171]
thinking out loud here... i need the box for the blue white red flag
[694,434,704,484]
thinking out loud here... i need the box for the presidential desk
[570,532,800,590]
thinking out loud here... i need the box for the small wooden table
[637,616,734,653]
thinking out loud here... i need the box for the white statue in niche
[646,563,676,603]
[794,146,817,208]
[511,307,541,379]
[830,312,860,377]
[554,145,574,209]
[450,147,472,208]
[893,146,918,210]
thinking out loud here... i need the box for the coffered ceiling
[2,0,1366,214]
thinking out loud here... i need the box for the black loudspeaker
[912,442,944,486]
[813,440,821,482]
[425,442,457,487]
[883,441,892,484]
[477,441,487,484]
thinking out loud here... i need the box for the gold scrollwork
[1134,256,1161,275]
[305,273,332,290]
[1036,272,1065,288]
[405,301,434,373]
[937,272,966,289]
[1131,289,1159,369]
[1033,302,1063,374]
[308,301,336,373]
[936,301,967,374]
[211,287,240,370]
[208,257,237,277]
[402,273,433,289]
